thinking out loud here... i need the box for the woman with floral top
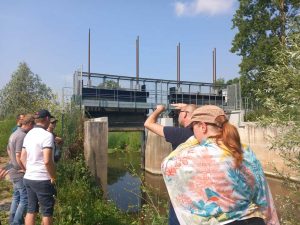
[161,105,279,225]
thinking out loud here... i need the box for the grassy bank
[0,109,137,224]
[54,155,134,225]
[108,132,141,153]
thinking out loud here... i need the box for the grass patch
[0,179,12,199]
[0,179,13,225]
[109,132,141,152]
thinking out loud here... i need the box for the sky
[0,0,240,97]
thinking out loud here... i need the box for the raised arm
[170,103,188,110]
[144,105,166,137]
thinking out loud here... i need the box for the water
[107,151,143,212]
[107,151,295,218]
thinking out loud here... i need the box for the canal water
[107,151,293,219]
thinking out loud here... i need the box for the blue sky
[0,0,240,95]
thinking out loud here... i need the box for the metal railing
[73,71,242,111]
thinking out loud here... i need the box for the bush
[60,104,84,160]
[0,117,15,157]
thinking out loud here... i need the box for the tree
[231,0,299,101]
[0,62,55,117]
[212,77,225,92]
[98,80,120,89]
[226,77,240,85]
[257,18,300,224]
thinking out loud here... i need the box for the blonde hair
[21,114,34,125]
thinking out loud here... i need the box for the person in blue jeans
[7,114,34,225]
[144,103,197,225]
[9,179,28,225]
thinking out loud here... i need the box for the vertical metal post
[177,43,181,88]
[239,81,242,110]
[136,36,139,85]
[213,48,216,84]
[160,81,163,104]
[235,83,238,110]
[80,66,83,110]
[88,28,91,87]
[155,81,158,105]
[166,82,169,105]
[188,84,191,103]
[61,113,64,140]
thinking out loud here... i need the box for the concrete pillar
[84,117,108,198]
[140,130,146,170]
[145,118,173,174]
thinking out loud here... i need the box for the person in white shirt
[21,109,56,225]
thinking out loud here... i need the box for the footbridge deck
[73,71,241,130]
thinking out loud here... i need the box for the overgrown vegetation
[254,19,300,224]
[108,132,141,153]
[0,117,15,156]
[54,155,134,225]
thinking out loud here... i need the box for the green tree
[226,77,240,85]
[231,0,299,101]
[0,62,55,117]
[213,77,225,92]
[98,80,120,89]
[257,19,300,224]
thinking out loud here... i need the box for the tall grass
[54,105,135,224]
[108,132,141,152]
[54,155,134,225]
[0,117,15,157]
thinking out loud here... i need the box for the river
[107,151,294,220]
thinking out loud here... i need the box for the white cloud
[175,2,186,16]
[175,0,235,16]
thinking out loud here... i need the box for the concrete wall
[228,111,297,178]
[145,118,173,174]
[144,111,297,179]
[145,130,172,174]
[84,117,108,197]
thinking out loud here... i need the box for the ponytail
[215,116,243,168]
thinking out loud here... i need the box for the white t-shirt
[23,126,54,180]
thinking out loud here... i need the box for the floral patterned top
[161,136,280,225]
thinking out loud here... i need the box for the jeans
[9,178,28,225]
[168,203,180,225]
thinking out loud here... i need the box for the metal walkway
[73,71,242,129]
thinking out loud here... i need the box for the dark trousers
[227,217,266,225]
[168,203,180,225]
